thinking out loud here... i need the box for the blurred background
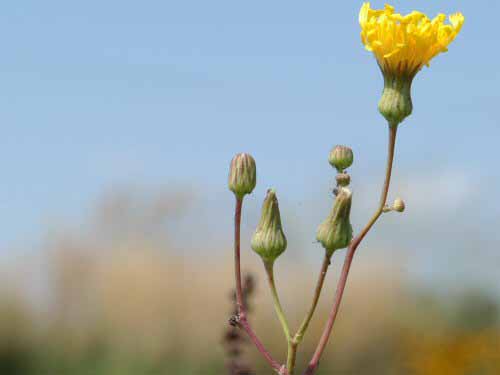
[0,1,499,374]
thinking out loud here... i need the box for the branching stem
[303,125,398,375]
[284,254,332,374]
[294,254,332,343]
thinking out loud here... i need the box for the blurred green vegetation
[0,190,499,374]
[1,253,498,375]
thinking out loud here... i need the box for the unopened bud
[393,198,405,213]
[251,189,287,263]
[316,187,353,256]
[228,153,256,199]
[335,173,351,187]
[329,145,354,172]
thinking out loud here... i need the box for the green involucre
[378,73,413,127]
[228,153,257,198]
[251,189,287,262]
[329,145,354,172]
[316,187,353,256]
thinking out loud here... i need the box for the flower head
[228,153,257,199]
[329,145,354,172]
[359,3,464,77]
[359,3,464,126]
[316,187,353,256]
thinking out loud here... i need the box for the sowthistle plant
[227,3,464,374]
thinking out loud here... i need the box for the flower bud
[228,153,256,199]
[251,189,287,263]
[316,187,353,256]
[393,198,405,212]
[329,145,354,172]
[335,173,351,187]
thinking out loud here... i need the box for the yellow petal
[359,3,465,76]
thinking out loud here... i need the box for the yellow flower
[359,3,464,126]
[359,3,464,77]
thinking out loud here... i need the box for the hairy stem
[303,125,398,375]
[234,197,286,374]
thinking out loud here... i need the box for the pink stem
[303,125,398,375]
[234,197,286,374]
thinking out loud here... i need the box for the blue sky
[0,1,499,289]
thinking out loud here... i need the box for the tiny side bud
[329,145,354,172]
[251,189,287,263]
[393,198,405,213]
[228,153,256,199]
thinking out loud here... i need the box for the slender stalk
[294,254,332,344]
[303,125,398,375]
[234,198,245,314]
[233,197,286,374]
[285,254,332,374]
[264,261,296,373]
[287,343,298,375]
[264,261,292,342]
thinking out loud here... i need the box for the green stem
[264,261,292,342]
[287,341,298,375]
[285,254,332,373]
[263,261,295,374]
[294,254,332,344]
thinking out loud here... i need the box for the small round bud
[393,198,405,213]
[316,187,353,256]
[228,153,256,199]
[335,173,351,187]
[251,189,287,263]
[329,145,354,172]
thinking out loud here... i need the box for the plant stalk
[284,254,332,374]
[264,261,296,373]
[264,261,292,342]
[303,125,398,375]
[294,254,332,344]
